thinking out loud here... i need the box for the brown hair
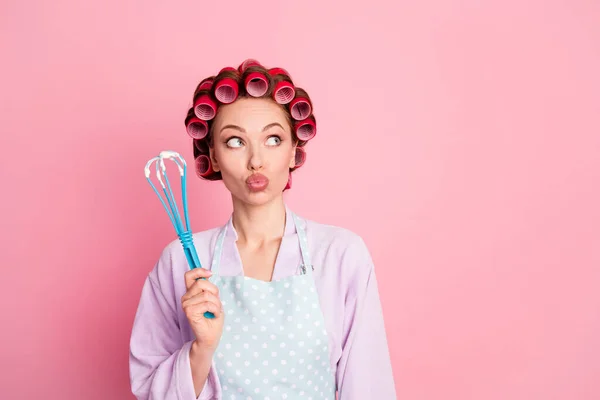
[185,60,315,181]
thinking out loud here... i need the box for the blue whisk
[144,150,214,319]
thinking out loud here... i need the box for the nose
[248,143,264,171]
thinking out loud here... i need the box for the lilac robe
[129,206,397,399]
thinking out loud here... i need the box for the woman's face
[210,97,296,206]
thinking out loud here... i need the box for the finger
[181,279,219,302]
[184,268,213,290]
[182,291,221,308]
[185,300,223,319]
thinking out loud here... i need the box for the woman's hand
[181,268,224,352]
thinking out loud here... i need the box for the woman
[129,59,396,399]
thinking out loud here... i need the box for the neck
[231,196,287,245]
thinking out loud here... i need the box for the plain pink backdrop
[1,0,599,399]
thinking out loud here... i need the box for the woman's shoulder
[159,226,221,256]
[304,217,363,243]
[300,217,375,288]
[302,217,372,263]
[150,226,222,278]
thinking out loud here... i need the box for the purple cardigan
[129,207,397,399]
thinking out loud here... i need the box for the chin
[240,190,276,204]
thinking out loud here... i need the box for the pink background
[1,0,599,399]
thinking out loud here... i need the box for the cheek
[276,145,295,167]
[276,150,293,168]
[215,148,243,172]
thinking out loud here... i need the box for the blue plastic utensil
[144,150,214,319]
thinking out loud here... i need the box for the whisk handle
[179,231,216,319]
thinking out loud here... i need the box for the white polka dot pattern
[210,212,336,399]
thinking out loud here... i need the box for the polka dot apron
[208,212,336,399]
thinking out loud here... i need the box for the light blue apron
[208,212,336,399]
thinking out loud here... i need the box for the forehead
[214,98,290,132]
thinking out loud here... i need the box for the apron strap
[210,223,228,275]
[292,212,314,275]
[210,212,313,276]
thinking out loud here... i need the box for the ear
[288,144,297,169]
[209,145,220,172]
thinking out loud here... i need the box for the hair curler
[294,117,317,141]
[294,146,306,167]
[244,71,269,97]
[193,94,217,121]
[186,117,208,140]
[194,138,210,154]
[268,67,291,79]
[238,58,261,73]
[285,172,292,190]
[273,80,295,104]
[269,68,295,104]
[194,78,214,97]
[195,154,214,178]
[214,67,239,104]
[289,96,312,120]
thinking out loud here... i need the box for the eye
[226,137,244,148]
[266,136,282,146]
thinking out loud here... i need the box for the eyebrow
[219,122,285,134]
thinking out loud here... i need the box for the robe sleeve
[129,245,219,399]
[335,237,397,399]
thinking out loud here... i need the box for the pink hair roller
[186,117,209,139]
[290,96,312,120]
[294,147,306,167]
[219,67,237,74]
[239,58,261,73]
[193,79,213,99]
[268,67,291,79]
[193,94,217,121]
[245,71,269,97]
[195,155,214,178]
[194,138,210,154]
[285,172,292,190]
[214,67,239,104]
[197,79,213,92]
[272,80,295,104]
[294,118,317,141]
[269,68,295,104]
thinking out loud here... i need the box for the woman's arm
[129,247,218,400]
[189,339,217,397]
[336,239,397,399]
